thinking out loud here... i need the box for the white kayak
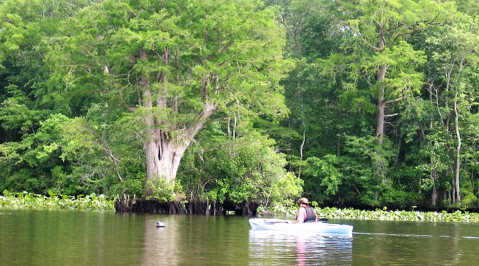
[248,218,353,237]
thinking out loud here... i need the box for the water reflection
[351,220,479,265]
[141,215,182,266]
[0,210,146,266]
[248,230,353,266]
[3,212,479,266]
[141,215,252,266]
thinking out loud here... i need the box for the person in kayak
[289,197,318,223]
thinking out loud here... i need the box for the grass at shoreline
[0,191,115,211]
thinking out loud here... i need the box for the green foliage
[211,135,302,206]
[46,0,292,125]
[380,189,422,209]
[0,111,140,197]
[0,85,45,134]
[178,120,302,207]
[145,176,185,202]
[145,177,175,202]
[0,114,69,194]
[335,135,396,206]
[2,0,479,212]
[0,190,114,211]
[41,0,293,196]
[109,176,145,198]
[303,155,342,201]
[258,206,479,223]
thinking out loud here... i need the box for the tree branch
[384,113,399,118]
[384,97,404,105]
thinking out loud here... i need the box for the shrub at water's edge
[257,206,479,223]
[0,190,115,211]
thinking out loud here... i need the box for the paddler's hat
[298,197,311,205]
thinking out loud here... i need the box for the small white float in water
[155,221,165,227]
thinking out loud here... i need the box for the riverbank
[2,191,479,223]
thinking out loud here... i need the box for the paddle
[263,218,328,225]
[264,220,289,225]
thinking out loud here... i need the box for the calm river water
[1,209,479,265]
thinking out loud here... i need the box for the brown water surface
[1,210,478,265]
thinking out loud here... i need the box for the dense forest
[1,0,479,212]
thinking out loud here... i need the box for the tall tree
[265,0,349,176]
[0,0,105,139]
[0,0,105,193]
[419,13,479,205]
[325,0,455,143]
[46,0,290,197]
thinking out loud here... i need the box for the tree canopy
[2,0,479,210]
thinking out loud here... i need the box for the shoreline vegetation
[2,0,479,217]
[0,191,114,211]
[259,206,479,223]
[2,191,479,223]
